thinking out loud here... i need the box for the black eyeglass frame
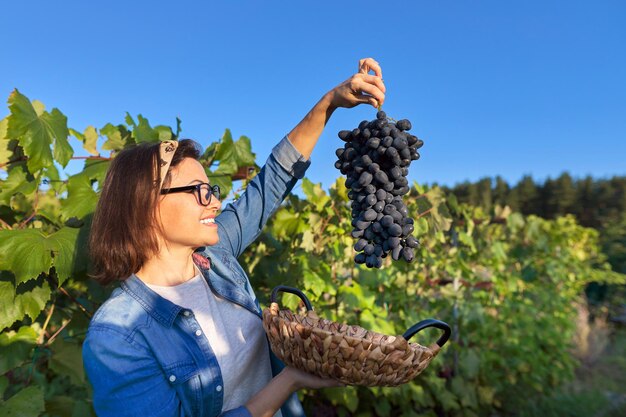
[160,183,221,206]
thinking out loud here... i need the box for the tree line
[441,173,626,274]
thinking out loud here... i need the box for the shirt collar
[120,253,212,328]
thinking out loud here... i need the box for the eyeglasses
[160,183,221,206]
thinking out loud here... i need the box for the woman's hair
[89,139,202,285]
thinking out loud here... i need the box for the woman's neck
[136,246,197,287]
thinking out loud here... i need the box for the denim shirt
[83,137,310,417]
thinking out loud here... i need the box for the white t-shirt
[146,272,281,416]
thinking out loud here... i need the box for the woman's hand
[327,57,386,110]
[245,366,344,417]
[287,57,386,160]
[281,366,345,391]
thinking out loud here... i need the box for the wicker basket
[262,285,451,386]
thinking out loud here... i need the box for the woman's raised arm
[287,57,386,160]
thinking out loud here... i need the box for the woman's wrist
[279,366,302,392]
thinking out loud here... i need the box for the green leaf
[124,112,136,127]
[133,114,159,143]
[60,174,98,221]
[0,116,8,140]
[49,337,85,385]
[80,158,111,188]
[0,385,45,416]
[47,227,85,285]
[50,108,73,167]
[0,229,53,285]
[81,126,99,156]
[213,129,256,174]
[100,123,125,151]
[301,178,330,212]
[271,209,306,238]
[0,226,82,286]
[154,125,173,141]
[0,325,37,374]
[0,281,51,332]
[0,164,37,206]
[0,376,8,397]
[6,90,72,172]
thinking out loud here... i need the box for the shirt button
[183,311,191,317]
[169,375,176,383]
[216,385,222,392]
[195,329,202,337]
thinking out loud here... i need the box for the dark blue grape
[402,247,414,262]
[391,245,402,261]
[388,223,402,237]
[358,171,373,186]
[376,110,386,120]
[381,215,394,228]
[354,238,368,251]
[396,119,411,131]
[405,236,419,248]
[355,253,366,264]
[363,209,377,221]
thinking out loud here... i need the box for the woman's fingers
[350,75,385,107]
[358,58,383,78]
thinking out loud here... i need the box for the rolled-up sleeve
[271,135,311,179]
[215,136,311,258]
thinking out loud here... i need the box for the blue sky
[1,1,624,192]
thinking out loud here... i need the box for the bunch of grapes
[334,111,423,268]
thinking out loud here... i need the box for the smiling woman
[82,58,386,417]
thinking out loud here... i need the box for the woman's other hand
[282,366,345,390]
[327,57,386,110]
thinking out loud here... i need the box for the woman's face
[156,157,221,250]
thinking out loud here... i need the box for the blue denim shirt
[83,137,310,417]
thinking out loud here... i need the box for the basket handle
[402,319,451,348]
[270,285,313,311]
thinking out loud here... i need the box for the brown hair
[89,139,202,285]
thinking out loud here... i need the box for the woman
[83,58,385,417]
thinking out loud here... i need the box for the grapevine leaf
[154,125,173,141]
[133,114,159,143]
[0,116,8,140]
[425,187,452,233]
[175,117,182,137]
[214,158,237,175]
[60,174,98,221]
[124,112,136,127]
[0,325,37,374]
[80,158,111,188]
[47,227,85,285]
[301,179,330,212]
[49,108,72,167]
[232,135,256,166]
[0,138,19,167]
[0,281,51,329]
[0,229,53,285]
[100,123,125,151]
[213,130,256,174]
[31,100,45,116]
[213,129,234,161]
[82,126,99,155]
[6,90,72,171]
[0,385,45,416]
[0,164,37,206]
[49,337,85,385]
[271,209,307,238]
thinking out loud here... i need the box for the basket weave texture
[263,302,441,386]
